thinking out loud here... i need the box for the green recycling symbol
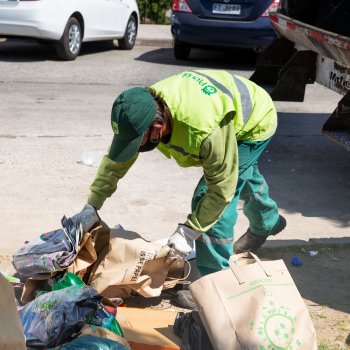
[261,313,294,349]
[201,85,217,96]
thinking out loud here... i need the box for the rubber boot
[234,215,286,254]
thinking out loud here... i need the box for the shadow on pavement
[260,112,350,228]
[0,38,258,69]
[0,38,58,62]
[135,47,258,71]
[258,241,350,314]
[0,38,123,62]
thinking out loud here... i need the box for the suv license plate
[212,3,241,15]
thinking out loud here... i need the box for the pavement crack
[0,135,23,139]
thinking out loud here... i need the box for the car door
[74,0,106,39]
[102,0,130,36]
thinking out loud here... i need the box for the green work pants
[192,139,279,275]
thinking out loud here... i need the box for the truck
[250,0,350,151]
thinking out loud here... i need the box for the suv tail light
[260,0,280,17]
[172,0,192,13]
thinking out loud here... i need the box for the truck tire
[56,17,82,60]
[174,40,190,60]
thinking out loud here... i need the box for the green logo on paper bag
[251,300,302,350]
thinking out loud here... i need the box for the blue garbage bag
[60,335,129,350]
[19,286,102,349]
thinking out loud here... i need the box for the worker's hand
[167,224,200,258]
[71,203,100,233]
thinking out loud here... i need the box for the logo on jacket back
[179,72,217,96]
[112,121,119,135]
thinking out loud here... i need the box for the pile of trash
[3,216,191,350]
[2,216,319,350]
[4,216,131,350]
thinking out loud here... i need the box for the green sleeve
[88,153,138,209]
[185,121,238,232]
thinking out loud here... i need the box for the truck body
[250,0,350,150]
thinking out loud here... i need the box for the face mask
[138,133,160,152]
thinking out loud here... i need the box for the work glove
[71,203,100,233]
[167,224,201,258]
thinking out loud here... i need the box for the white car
[0,0,140,60]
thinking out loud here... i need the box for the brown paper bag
[189,252,317,350]
[88,228,185,299]
[0,273,26,350]
[68,221,110,278]
[21,272,53,304]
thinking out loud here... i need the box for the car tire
[56,17,82,60]
[174,40,190,60]
[118,15,137,50]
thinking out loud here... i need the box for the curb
[135,38,172,48]
[260,236,350,251]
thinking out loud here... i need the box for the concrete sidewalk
[136,24,173,47]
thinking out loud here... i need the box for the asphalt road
[1,39,349,256]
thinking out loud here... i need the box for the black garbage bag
[173,311,214,350]
[19,286,102,349]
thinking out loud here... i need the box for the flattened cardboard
[117,307,181,350]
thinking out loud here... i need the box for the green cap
[108,87,156,162]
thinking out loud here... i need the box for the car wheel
[56,17,82,60]
[174,40,190,60]
[118,15,137,50]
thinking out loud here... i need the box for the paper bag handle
[163,259,192,289]
[229,252,272,285]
